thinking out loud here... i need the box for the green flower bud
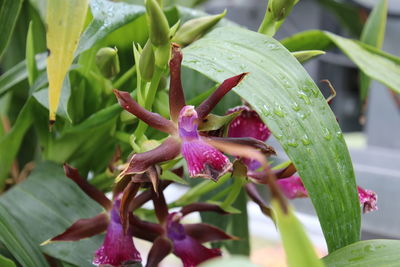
[173,10,227,46]
[154,43,170,69]
[291,50,325,64]
[145,0,170,47]
[271,0,298,21]
[139,40,155,82]
[95,47,120,79]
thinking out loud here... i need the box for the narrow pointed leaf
[281,30,400,94]
[359,0,388,101]
[323,239,400,267]
[0,0,23,59]
[183,26,360,252]
[292,50,325,64]
[26,21,39,86]
[271,200,324,267]
[46,0,89,122]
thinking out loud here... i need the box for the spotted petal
[358,186,378,213]
[182,139,231,181]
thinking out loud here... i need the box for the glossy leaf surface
[324,240,400,267]
[183,26,360,252]
[0,0,23,59]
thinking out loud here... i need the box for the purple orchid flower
[114,44,271,182]
[226,105,378,213]
[45,164,141,267]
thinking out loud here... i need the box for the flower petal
[196,73,248,119]
[276,176,308,199]
[119,137,181,178]
[245,183,272,218]
[93,198,141,266]
[120,179,140,233]
[180,203,228,216]
[227,105,271,141]
[146,236,173,267]
[169,43,186,122]
[167,213,221,267]
[44,213,109,244]
[181,138,231,181]
[114,89,176,134]
[63,164,112,210]
[130,214,164,242]
[358,186,378,213]
[184,223,236,243]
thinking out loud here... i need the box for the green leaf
[272,200,324,267]
[0,162,104,267]
[0,0,23,59]
[0,98,35,188]
[0,204,49,267]
[323,239,400,267]
[26,21,39,86]
[292,50,325,64]
[0,255,16,267]
[0,53,46,98]
[199,256,260,267]
[281,30,400,94]
[359,0,388,101]
[76,0,145,54]
[183,26,360,252]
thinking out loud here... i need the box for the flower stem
[112,65,136,89]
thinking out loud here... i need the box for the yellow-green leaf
[272,200,325,267]
[46,0,89,122]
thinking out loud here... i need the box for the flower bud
[173,10,227,46]
[139,40,155,82]
[271,0,297,21]
[95,47,120,79]
[154,43,170,69]
[145,0,170,47]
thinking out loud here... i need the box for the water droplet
[287,139,299,147]
[298,90,311,105]
[266,43,279,50]
[322,127,332,141]
[301,135,312,145]
[291,102,301,112]
[273,105,285,118]
[262,104,272,117]
[336,130,343,138]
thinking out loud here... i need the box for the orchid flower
[114,44,272,182]
[130,185,234,267]
[44,164,141,267]
[226,105,378,213]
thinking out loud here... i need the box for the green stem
[174,173,231,206]
[221,176,246,209]
[134,67,163,140]
[112,65,136,89]
[258,3,277,36]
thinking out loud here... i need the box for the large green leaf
[0,0,23,59]
[281,30,400,94]
[183,26,360,252]
[324,239,400,267]
[272,200,324,267]
[0,162,104,267]
[359,0,388,101]
[76,0,145,54]
[0,255,16,267]
[0,204,49,267]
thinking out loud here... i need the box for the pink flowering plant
[0,0,398,266]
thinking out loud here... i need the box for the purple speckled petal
[181,139,231,181]
[167,213,221,267]
[179,106,231,181]
[93,198,141,266]
[276,176,308,199]
[358,186,378,214]
[227,106,270,142]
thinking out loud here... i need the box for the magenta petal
[93,198,141,266]
[182,139,231,181]
[167,213,221,267]
[358,186,378,214]
[227,106,270,142]
[277,176,308,199]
